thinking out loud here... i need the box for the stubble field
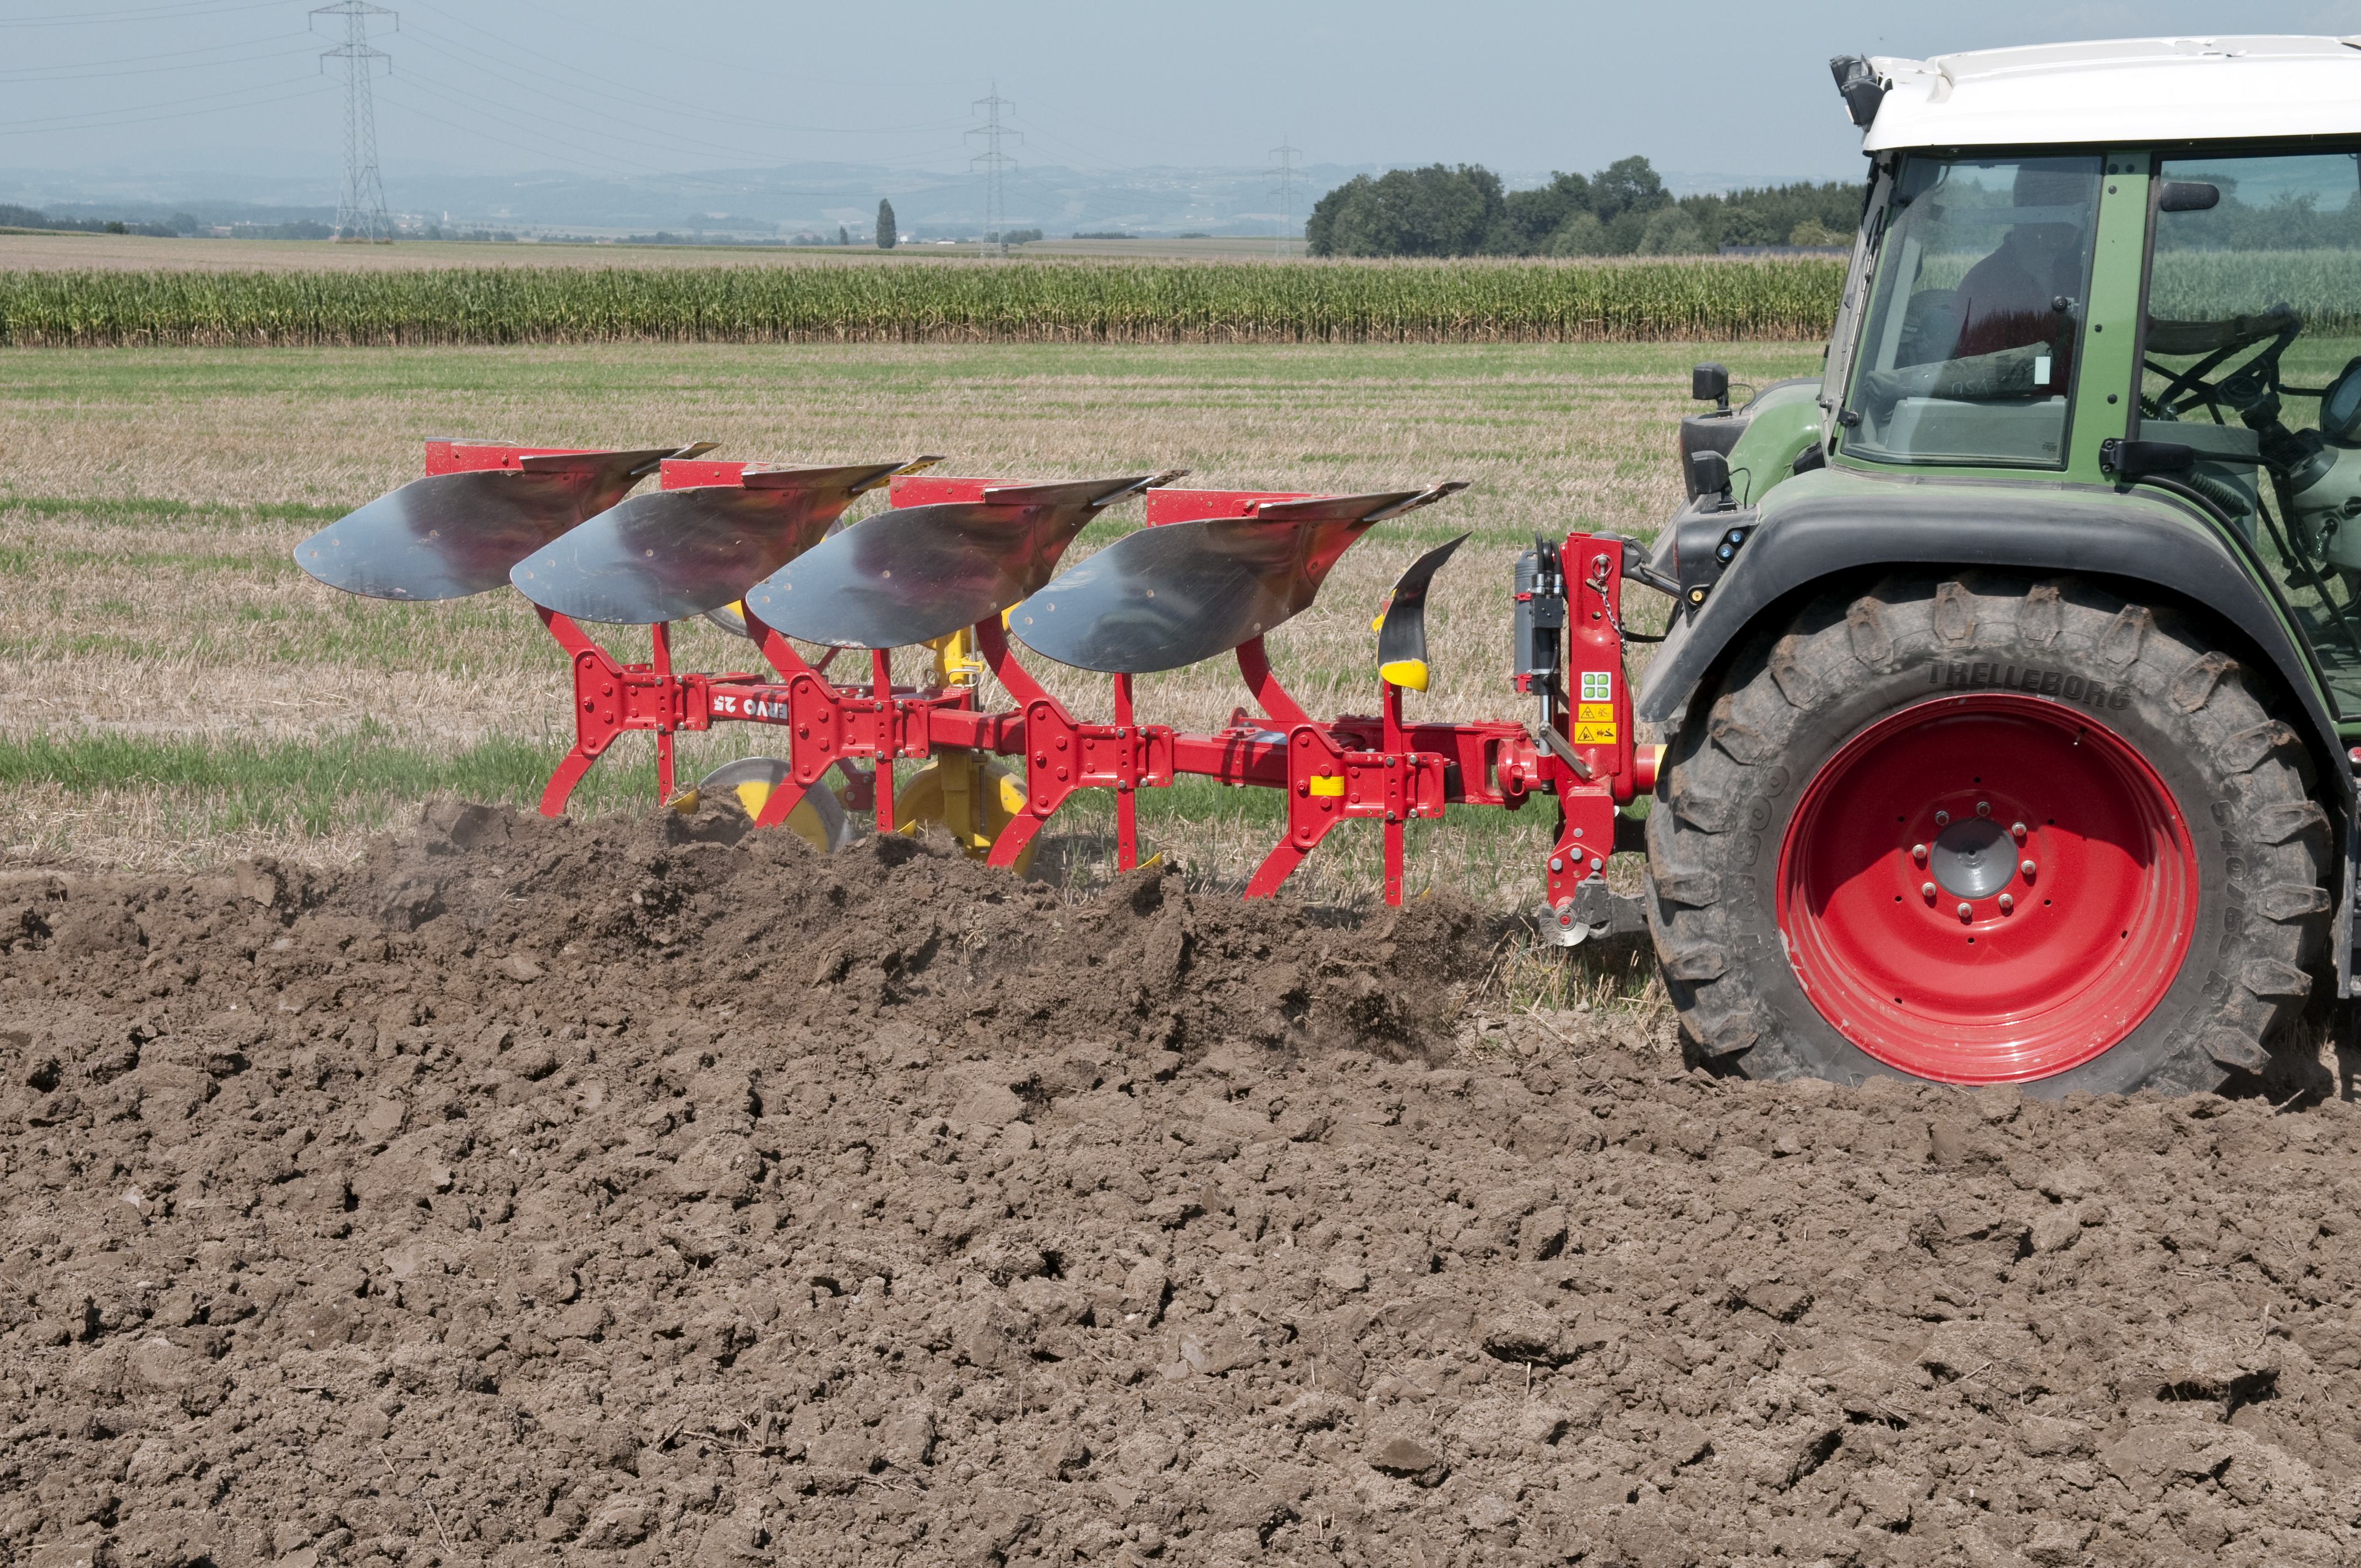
[0,338,1815,917]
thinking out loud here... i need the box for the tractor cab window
[2138,149,2361,718]
[1843,155,2102,468]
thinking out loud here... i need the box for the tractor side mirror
[2157,181,2220,214]
[1691,362,1731,411]
[1689,450,1732,499]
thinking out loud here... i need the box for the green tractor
[1640,36,2361,1094]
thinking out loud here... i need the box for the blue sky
[6,0,2361,182]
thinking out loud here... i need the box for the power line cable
[400,0,971,140]
[377,67,971,193]
[0,42,319,82]
[0,0,289,26]
[383,21,959,168]
[497,0,981,99]
[373,77,926,201]
[0,30,311,73]
[0,81,330,134]
[376,72,833,190]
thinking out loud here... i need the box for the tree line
[0,203,198,238]
[1305,157,1863,258]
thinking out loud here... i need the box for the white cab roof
[1862,36,2361,151]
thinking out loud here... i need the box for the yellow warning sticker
[1573,722,1619,744]
[1576,703,1615,722]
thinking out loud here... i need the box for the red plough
[296,447,1663,939]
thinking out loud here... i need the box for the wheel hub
[1776,693,2196,1084]
[1928,816,2012,899]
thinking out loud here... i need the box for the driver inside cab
[1947,165,2095,391]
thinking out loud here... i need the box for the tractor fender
[1635,473,2354,803]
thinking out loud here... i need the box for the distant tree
[1636,206,1710,254]
[1500,172,1592,253]
[1590,156,1669,224]
[1787,217,1845,247]
[838,224,850,246]
[876,199,896,250]
[1305,155,1865,259]
[1546,211,1608,257]
[1680,180,1862,249]
[1306,165,1504,258]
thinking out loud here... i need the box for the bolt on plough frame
[296,442,1666,938]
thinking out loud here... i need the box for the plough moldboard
[295,441,1663,940]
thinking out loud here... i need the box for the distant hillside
[0,159,1857,246]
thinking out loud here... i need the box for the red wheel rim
[1776,694,2197,1084]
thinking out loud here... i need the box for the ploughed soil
[2,799,2360,1568]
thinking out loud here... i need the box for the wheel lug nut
[2010,821,2027,842]
[1957,902,1972,921]
[1912,843,1929,865]
[1999,893,2014,913]
[1935,810,1950,826]
[1922,881,1937,902]
[1976,800,1990,817]
[2021,859,2037,880]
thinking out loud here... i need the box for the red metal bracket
[1143,487,1314,525]
[537,609,720,816]
[995,694,1177,871]
[424,440,599,475]
[1245,723,1448,902]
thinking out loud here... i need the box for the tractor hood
[1842,36,2361,151]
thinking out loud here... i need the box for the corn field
[0,257,1846,346]
[2146,249,2361,335]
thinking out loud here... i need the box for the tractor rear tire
[1646,573,2331,1094]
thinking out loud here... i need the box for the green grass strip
[0,725,658,837]
[0,493,347,522]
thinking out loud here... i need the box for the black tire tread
[1645,572,2330,1095]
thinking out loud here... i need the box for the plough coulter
[297,443,1661,938]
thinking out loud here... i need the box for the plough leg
[873,649,896,836]
[652,622,675,802]
[1114,674,1139,872]
[752,776,815,831]
[987,811,1047,872]
[1245,838,1315,899]
[539,746,600,819]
